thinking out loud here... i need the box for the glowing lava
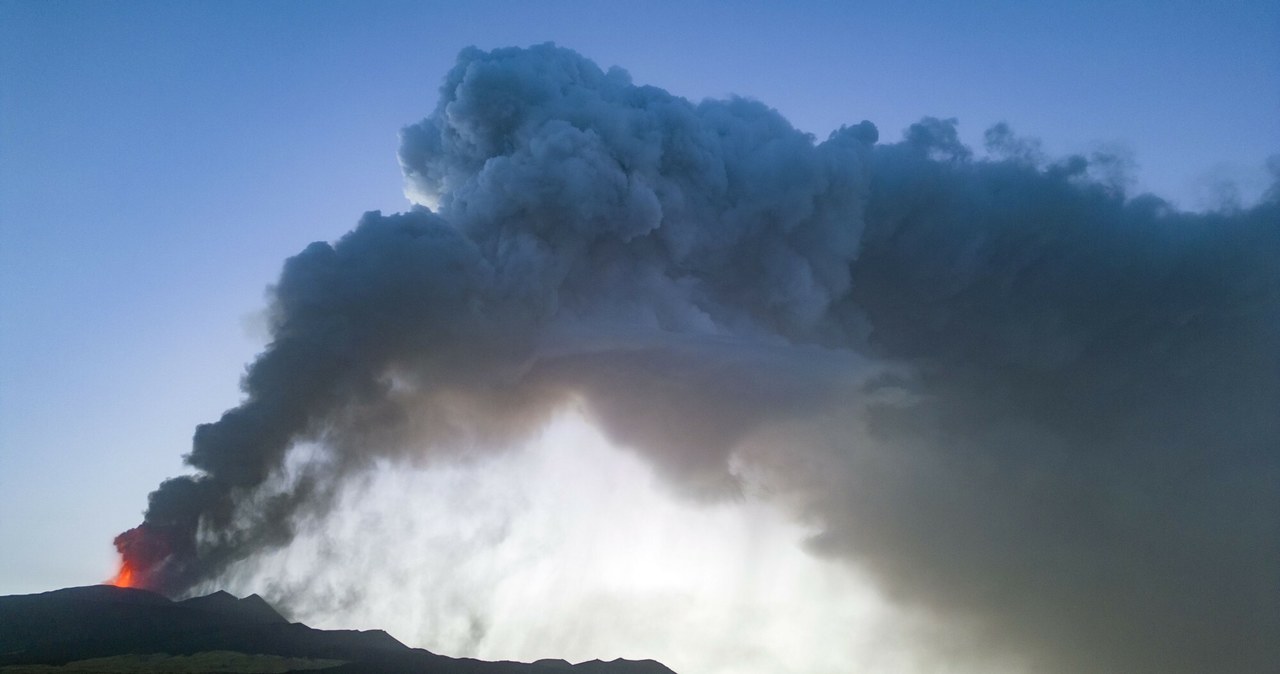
[109,562,136,588]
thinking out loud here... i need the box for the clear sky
[1,0,1277,670]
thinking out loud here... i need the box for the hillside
[0,586,676,674]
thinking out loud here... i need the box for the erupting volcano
[111,521,190,593]
[108,562,135,589]
[94,42,1279,674]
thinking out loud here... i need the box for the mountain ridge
[0,586,677,673]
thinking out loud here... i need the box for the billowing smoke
[116,44,1278,673]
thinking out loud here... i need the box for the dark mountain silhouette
[177,590,289,626]
[0,586,676,673]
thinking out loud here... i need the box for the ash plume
[117,44,1279,673]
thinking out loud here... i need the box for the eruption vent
[114,43,1278,674]
[109,563,135,589]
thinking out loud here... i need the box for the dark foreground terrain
[0,586,676,673]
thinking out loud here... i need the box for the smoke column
[115,44,1278,673]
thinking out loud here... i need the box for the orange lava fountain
[109,561,136,588]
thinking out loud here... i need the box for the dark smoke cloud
[775,119,1279,673]
[118,43,1278,673]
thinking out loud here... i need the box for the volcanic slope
[0,586,676,673]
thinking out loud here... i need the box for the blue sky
[1,0,1276,626]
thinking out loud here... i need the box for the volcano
[0,585,677,673]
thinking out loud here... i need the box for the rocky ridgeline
[0,586,676,673]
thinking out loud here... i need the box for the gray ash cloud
[117,43,1278,674]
